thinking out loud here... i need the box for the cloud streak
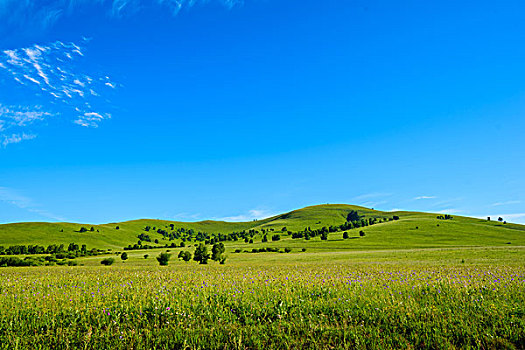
[0,0,244,31]
[0,39,117,145]
[0,186,66,221]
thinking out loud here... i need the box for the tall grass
[0,261,524,349]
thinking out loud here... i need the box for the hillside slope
[0,204,524,250]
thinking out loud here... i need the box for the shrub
[302,248,306,252]
[101,258,114,266]
[193,243,210,264]
[359,231,365,237]
[284,248,292,253]
[157,253,171,266]
[120,252,128,261]
[343,231,349,239]
[271,235,280,241]
[144,254,149,259]
[212,243,225,262]
[393,216,400,220]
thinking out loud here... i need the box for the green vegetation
[0,204,524,348]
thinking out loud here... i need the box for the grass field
[1,204,524,349]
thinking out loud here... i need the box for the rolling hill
[1,204,524,252]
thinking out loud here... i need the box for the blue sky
[1,0,524,224]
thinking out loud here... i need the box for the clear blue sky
[1,0,524,224]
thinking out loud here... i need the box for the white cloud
[414,195,436,200]
[0,39,117,132]
[0,186,66,221]
[1,133,37,147]
[491,200,521,207]
[217,209,275,222]
[436,208,464,214]
[0,0,244,30]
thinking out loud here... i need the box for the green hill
[1,204,524,251]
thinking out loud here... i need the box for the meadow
[1,205,524,349]
[0,247,524,349]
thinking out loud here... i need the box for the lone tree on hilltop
[193,243,210,264]
[498,217,504,222]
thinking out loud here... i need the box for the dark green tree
[120,252,128,261]
[212,243,225,262]
[193,243,210,264]
[157,253,171,266]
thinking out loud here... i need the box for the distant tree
[144,254,149,259]
[182,251,192,262]
[343,231,349,239]
[194,243,210,264]
[116,226,120,230]
[359,231,365,237]
[79,227,88,233]
[321,232,328,240]
[120,252,128,261]
[144,226,151,231]
[284,248,292,253]
[156,253,171,266]
[271,234,280,242]
[180,241,185,247]
[346,210,360,222]
[498,217,503,222]
[282,227,287,232]
[262,235,268,243]
[211,243,225,262]
[487,217,491,221]
[155,239,159,244]
[249,239,253,244]
[302,248,306,252]
[393,216,400,220]
[90,226,95,232]
[101,258,114,266]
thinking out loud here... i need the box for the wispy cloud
[0,39,116,144]
[0,0,244,32]
[0,186,66,221]
[1,133,37,147]
[216,209,275,222]
[436,208,464,215]
[491,200,521,207]
[414,195,436,200]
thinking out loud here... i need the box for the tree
[343,231,349,239]
[487,217,491,221]
[120,252,128,261]
[193,243,210,264]
[101,258,114,266]
[90,226,95,232]
[116,226,120,230]
[156,253,171,266]
[272,234,280,241]
[178,250,192,261]
[393,216,400,220]
[346,210,360,222]
[144,254,149,259]
[321,232,328,240]
[359,231,365,237]
[212,243,225,262]
[262,235,268,243]
[79,227,88,233]
[498,217,503,222]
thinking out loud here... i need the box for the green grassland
[1,204,524,349]
[1,204,524,251]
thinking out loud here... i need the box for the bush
[284,248,292,253]
[120,252,128,261]
[393,216,400,220]
[359,231,365,237]
[101,258,114,266]
[193,243,210,264]
[343,231,349,239]
[144,254,149,259]
[271,235,280,242]
[302,248,306,252]
[157,253,171,266]
[212,243,225,262]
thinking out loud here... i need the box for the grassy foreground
[1,248,524,349]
